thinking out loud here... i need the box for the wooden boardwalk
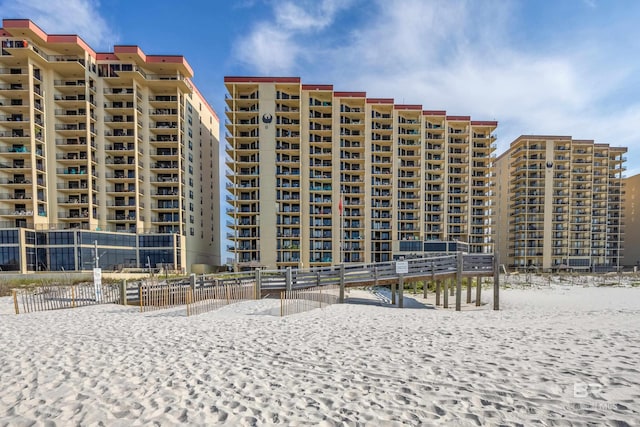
[11,253,498,315]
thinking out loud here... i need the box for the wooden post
[493,252,500,310]
[412,280,417,295]
[139,284,143,312]
[286,267,292,292]
[391,282,396,305]
[71,286,76,308]
[120,280,127,305]
[466,278,472,304]
[189,273,196,290]
[456,253,462,311]
[398,275,404,308]
[254,269,262,300]
[186,288,192,317]
[476,276,482,307]
[443,278,449,308]
[280,291,284,316]
[435,280,441,306]
[426,261,434,299]
[339,264,345,303]
[316,270,321,287]
[374,266,378,288]
[12,290,18,315]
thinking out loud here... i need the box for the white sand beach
[0,283,639,426]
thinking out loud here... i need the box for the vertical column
[435,279,441,306]
[120,279,127,305]
[286,267,292,291]
[456,253,462,311]
[443,278,449,308]
[391,282,396,305]
[476,275,482,307]
[339,264,345,303]
[466,278,472,304]
[493,253,500,310]
[398,275,404,308]
[254,269,262,299]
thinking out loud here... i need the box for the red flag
[338,198,343,216]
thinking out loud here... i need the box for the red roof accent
[394,104,422,110]
[334,91,366,97]
[302,84,333,90]
[1,19,194,74]
[96,53,119,60]
[114,45,145,57]
[224,76,301,83]
[446,115,471,121]
[366,98,394,104]
[471,120,498,126]
[3,19,49,43]
[423,110,446,116]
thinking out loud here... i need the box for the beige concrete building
[224,77,496,270]
[0,19,220,272]
[622,173,640,268]
[496,136,626,272]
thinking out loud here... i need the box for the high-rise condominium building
[0,19,220,273]
[622,173,640,268]
[495,135,626,272]
[225,77,497,270]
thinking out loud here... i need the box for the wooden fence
[12,283,120,314]
[139,279,256,316]
[139,279,189,312]
[280,284,341,316]
[187,282,255,316]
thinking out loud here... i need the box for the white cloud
[275,0,350,31]
[0,0,116,49]
[234,0,354,74]
[235,23,301,74]
[234,0,640,174]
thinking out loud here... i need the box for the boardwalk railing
[280,284,341,316]
[13,283,120,314]
[142,254,496,308]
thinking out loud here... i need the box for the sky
[2,0,639,260]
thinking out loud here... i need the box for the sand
[0,283,639,426]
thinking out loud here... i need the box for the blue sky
[1,0,638,174]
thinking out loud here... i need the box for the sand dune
[0,285,639,426]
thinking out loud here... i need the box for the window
[0,247,19,271]
[139,235,173,247]
[0,230,19,244]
